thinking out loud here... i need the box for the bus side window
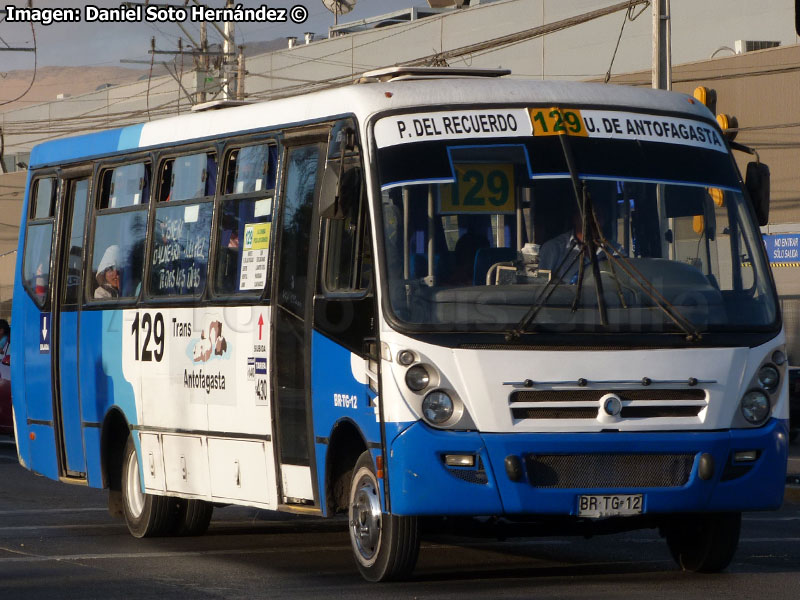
[214,143,277,296]
[159,152,217,202]
[31,177,56,219]
[99,162,150,209]
[323,172,369,293]
[22,176,58,306]
[90,161,151,301]
[23,223,54,307]
[149,201,214,298]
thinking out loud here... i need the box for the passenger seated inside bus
[94,245,121,299]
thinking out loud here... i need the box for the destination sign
[375,107,726,153]
[374,109,532,147]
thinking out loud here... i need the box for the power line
[0,22,36,107]
[604,0,646,83]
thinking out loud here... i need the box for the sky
[0,0,401,71]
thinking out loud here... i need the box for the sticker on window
[184,204,199,223]
[239,222,271,291]
[253,198,272,218]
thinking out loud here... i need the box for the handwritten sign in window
[150,202,213,297]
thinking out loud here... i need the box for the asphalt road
[1,437,799,599]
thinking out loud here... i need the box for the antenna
[321,0,357,26]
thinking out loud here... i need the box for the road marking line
[0,535,796,564]
[0,524,123,532]
[0,539,578,564]
[0,519,330,533]
[0,546,349,563]
[0,508,107,516]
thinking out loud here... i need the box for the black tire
[349,451,420,582]
[121,436,177,538]
[172,499,213,536]
[664,512,741,573]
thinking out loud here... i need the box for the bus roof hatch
[357,66,511,83]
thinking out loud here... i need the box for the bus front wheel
[121,436,176,538]
[664,512,741,572]
[348,451,420,582]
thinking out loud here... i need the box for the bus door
[51,170,91,479]
[272,139,325,505]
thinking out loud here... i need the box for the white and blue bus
[12,68,788,581]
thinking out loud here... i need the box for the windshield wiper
[590,233,703,342]
[560,131,609,325]
[509,117,702,343]
[507,241,582,340]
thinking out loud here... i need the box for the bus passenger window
[99,162,151,209]
[149,201,214,298]
[224,144,276,195]
[31,177,56,219]
[214,143,277,296]
[90,211,148,301]
[159,152,217,202]
[22,223,54,306]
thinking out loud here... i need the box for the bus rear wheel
[664,512,741,572]
[348,451,420,582]
[121,436,176,538]
[172,499,213,536]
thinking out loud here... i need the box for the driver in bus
[94,245,121,299]
[539,200,618,283]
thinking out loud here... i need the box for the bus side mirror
[746,161,770,226]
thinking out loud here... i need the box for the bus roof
[29,77,715,169]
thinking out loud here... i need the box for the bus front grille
[512,407,600,419]
[510,389,706,402]
[509,388,707,422]
[524,453,695,488]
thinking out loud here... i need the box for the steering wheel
[486,261,515,285]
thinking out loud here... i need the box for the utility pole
[652,0,672,260]
[237,47,246,101]
[652,0,672,90]
[121,1,245,106]
[198,21,209,103]
[221,0,236,100]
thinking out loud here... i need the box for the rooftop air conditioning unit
[734,40,781,54]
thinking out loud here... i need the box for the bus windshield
[375,107,778,336]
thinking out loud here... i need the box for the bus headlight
[397,350,415,366]
[740,390,770,425]
[757,365,780,393]
[405,365,431,392]
[422,390,454,425]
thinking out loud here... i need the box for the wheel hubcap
[125,450,145,518]
[350,472,382,561]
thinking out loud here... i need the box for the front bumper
[386,419,789,516]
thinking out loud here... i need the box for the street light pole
[652,0,672,90]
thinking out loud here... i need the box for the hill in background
[0,38,290,113]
